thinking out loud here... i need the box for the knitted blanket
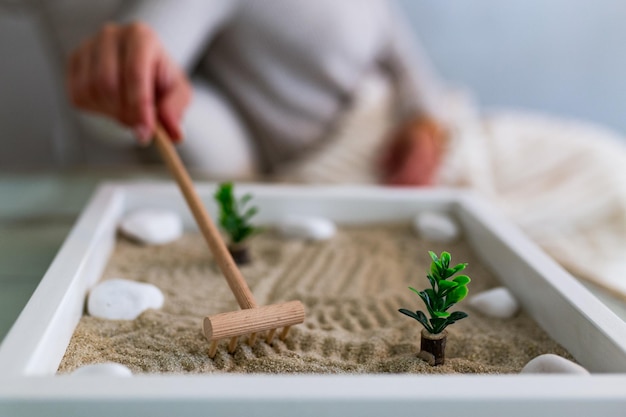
[276,73,626,300]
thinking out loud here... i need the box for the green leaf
[398,308,419,321]
[399,309,433,332]
[240,193,253,207]
[418,290,436,318]
[408,286,421,296]
[447,311,469,322]
[441,251,451,268]
[437,280,458,291]
[215,182,234,204]
[446,285,469,306]
[451,263,467,274]
[426,274,436,288]
[418,289,431,307]
[214,182,259,245]
[243,206,258,221]
[417,290,429,305]
[415,310,431,330]
[432,310,451,318]
[453,275,471,286]
[430,262,441,278]
[429,251,439,263]
[424,289,437,304]
[430,317,448,334]
[232,226,247,243]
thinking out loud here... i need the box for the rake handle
[152,124,258,310]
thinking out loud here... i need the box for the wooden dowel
[153,125,257,310]
[208,341,219,358]
[266,328,277,344]
[204,301,305,341]
[228,337,239,353]
[248,332,258,346]
[279,326,291,341]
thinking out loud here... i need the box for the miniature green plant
[399,251,470,334]
[214,182,259,244]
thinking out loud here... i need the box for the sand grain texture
[58,224,572,374]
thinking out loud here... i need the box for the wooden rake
[152,125,306,358]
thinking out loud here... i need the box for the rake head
[204,300,306,358]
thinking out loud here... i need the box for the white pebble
[276,215,336,241]
[119,209,183,245]
[88,278,164,320]
[468,287,520,319]
[413,211,460,242]
[521,354,590,375]
[71,362,133,377]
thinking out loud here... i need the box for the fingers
[68,40,97,112]
[156,61,191,142]
[384,128,442,186]
[68,26,120,118]
[67,22,190,145]
[92,24,121,118]
[121,23,159,143]
[378,136,399,173]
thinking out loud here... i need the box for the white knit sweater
[120,0,448,171]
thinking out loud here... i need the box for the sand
[58,223,573,374]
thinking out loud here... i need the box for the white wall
[399,0,626,131]
[1,2,626,168]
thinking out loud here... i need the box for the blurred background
[2,0,626,347]
[1,0,626,168]
[402,0,626,131]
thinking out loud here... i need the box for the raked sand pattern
[58,223,572,374]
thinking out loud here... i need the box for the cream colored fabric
[280,73,626,299]
[274,71,394,184]
[474,112,626,297]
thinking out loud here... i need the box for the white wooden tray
[1,183,626,416]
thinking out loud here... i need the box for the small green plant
[399,251,471,334]
[214,182,259,245]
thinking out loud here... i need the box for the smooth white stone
[88,278,164,320]
[413,211,460,242]
[276,215,336,241]
[521,354,590,375]
[71,362,133,377]
[119,209,183,245]
[468,287,520,319]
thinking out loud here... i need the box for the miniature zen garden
[60,182,588,377]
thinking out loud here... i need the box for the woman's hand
[67,22,191,144]
[380,116,447,186]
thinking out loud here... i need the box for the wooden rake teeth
[204,300,306,358]
[211,328,285,358]
[152,124,306,360]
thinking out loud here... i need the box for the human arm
[379,115,446,186]
[378,3,449,186]
[66,0,238,143]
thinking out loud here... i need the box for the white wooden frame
[1,183,626,416]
